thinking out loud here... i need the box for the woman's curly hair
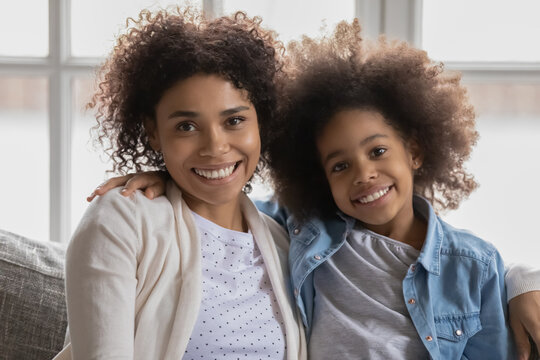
[90,7,285,176]
[269,20,478,221]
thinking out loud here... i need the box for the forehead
[317,109,396,145]
[158,74,252,110]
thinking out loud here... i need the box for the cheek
[241,128,262,162]
[327,177,348,206]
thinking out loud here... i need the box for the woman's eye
[332,162,349,172]
[372,147,387,157]
[227,116,244,126]
[176,122,196,132]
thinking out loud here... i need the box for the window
[2,0,539,266]
[420,0,540,266]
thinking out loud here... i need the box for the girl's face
[149,74,261,212]
[317,109,422,235]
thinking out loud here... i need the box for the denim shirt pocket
[434,313,482,342]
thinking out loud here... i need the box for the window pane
[71,0,202,58]
[0,77,49,241]
[71,76,113,233]
[222,0,355,43]
[422,0,540,62]
[0,2,48,56]
[442,82,540,266]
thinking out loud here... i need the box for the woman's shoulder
[87,188,173,221]
[69,189,175,255]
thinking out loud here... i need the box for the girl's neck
[183,196,247,232]
[362,212,427,251]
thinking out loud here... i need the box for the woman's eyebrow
[167,110,198,119]
[167,106,250,120]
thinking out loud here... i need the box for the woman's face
[149,73,261,212]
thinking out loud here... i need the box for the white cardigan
[54,181,306,360]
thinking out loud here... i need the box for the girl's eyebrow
[322,133,388,165]
[167,106,250,120]
[220,106,250,116]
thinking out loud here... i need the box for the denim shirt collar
[336,195,443,275]
[412,196,443,275]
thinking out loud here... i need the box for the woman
[54,8,306,359]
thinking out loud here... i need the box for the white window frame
[2,0,538,243]
[0,0,219,243]
[356,0,540,82]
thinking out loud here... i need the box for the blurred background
[0,0,539,266]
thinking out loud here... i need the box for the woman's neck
[183,195,247,232]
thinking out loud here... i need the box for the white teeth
[194,164,236,180]
[359,187,390,204]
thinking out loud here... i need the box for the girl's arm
[67,189,140,359]
[89,171,540,357]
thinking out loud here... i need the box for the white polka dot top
[184,211,287,360]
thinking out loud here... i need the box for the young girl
[92,21,540,359]
[54,8,306,360]
[266,20,516,359]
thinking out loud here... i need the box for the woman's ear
[408,139,424,170]
[144,118,161,152]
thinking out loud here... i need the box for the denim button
[455,329,463,336]
[314,254,321,260]
[408,298,416,304]
[293,228,300,235]
[425,335,433,341]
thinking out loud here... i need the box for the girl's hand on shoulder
[87,171,168,202]
[509,290,540,360]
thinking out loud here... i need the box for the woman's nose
[199,126,230,156]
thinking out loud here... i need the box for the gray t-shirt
[308,227,430,359]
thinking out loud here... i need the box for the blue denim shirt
[257,196,515,359]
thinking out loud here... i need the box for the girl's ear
[408,138,424,170]
[144,118,161,152]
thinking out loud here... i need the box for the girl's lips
[352,185,393,205]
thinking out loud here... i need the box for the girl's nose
[353,160,378,185]
[199,126,230,157]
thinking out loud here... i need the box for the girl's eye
[371,147,387,157]
[176,122,196,132]
[227,116,245,126]
[331,162,349,173]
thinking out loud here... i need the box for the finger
[86,192,97,202]
[529,328,540,358]
[94,174,135,195]
[144,187,154,199]
[122,175,156,197]
[149,179,166,198]
[511,317,532,360]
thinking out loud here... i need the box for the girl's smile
[351,184,393,205]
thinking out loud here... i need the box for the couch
[0,229,67,360]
